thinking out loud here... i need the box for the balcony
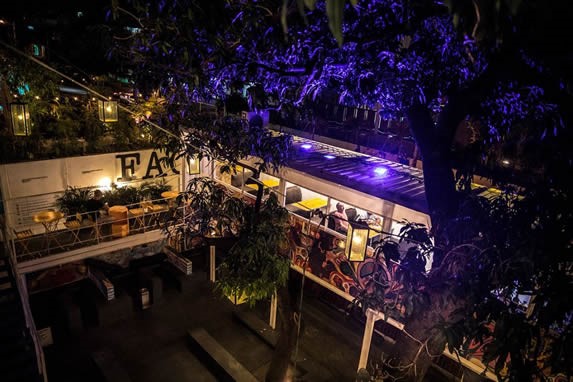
[7,196,187,274]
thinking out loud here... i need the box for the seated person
[331,202,349,233]
[85,189,109,221]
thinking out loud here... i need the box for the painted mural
[288,214,568,382]
[288,214,398,309]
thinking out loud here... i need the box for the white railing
[9,196,189,263]
[1,238,47,381]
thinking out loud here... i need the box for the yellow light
[352,235,363,246]
[73,96,78,101]
[17,114,23,120]
[106,106,112,112]
[98,177,112,190]
[34,96,40,100]
[344,223,370,262]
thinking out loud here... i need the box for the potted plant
[104,185,141,208]
[138,180,172,202]
[56,187,91,219]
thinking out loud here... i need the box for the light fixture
[187,155,200,175]
[98,99,118,122]
[344,222,370,262]
[374,166,388,176]
[10,102,31,136]
[301,143,312,150]
[324,154,336,159]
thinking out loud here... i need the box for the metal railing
[9,196,189,263]
[1,236,47,382]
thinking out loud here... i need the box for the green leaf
[304,0,316,10]
[326,0,345,46]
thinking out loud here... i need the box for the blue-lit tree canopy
[116,0,572,381]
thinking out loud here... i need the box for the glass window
[213,162,254,192]
[284,181,327,222]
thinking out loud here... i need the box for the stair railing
[1,234,48,382]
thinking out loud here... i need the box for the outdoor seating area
[9,195,183,262]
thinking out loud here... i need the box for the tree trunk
[389,101,470,380]
[265,283,300,382]
[389,290,464,381]
[407,99,469,267]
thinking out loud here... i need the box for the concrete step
[233,310,334,381]
[188,327,259,382]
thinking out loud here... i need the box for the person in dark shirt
[85,189,108,221]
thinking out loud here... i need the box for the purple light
[324,154,336,159]
[301,143,312,150]
[374,166,388,176]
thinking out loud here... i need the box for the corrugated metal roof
[288,136,429,213]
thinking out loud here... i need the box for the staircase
[0,251,45,382]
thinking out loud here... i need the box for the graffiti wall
[288,214,567,382]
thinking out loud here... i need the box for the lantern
[344,222,370,262]
[187,155,200,175]
[11,102,31,136]
[98,100,118,122]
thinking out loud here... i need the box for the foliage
[103,184,141,207]
[351,189,573,381]
[180,177,247,238]
[56,187,92,216]
[0,49,156,162]
[114,0,293,173]
[169,177,291,304]
[139,179,172,201]
[113,0,573,380]
[217,193,291,305]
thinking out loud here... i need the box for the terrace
[8,195,187,274]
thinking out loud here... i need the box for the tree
[228,1,571,380]
[111,2,302,380]
[115,0,573,380]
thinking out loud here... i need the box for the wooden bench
[187,328,258,382]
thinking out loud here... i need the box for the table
[367,224,382,239]
[289,197,327,211]
[33,210,64,251]
[161,191,179,208]
[161,191,179,199]
[245,178,280,190]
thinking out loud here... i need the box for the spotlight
[374,166,388,176]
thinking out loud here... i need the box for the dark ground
[29,265,458,382]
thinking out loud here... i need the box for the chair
[327,216,336,230]
[285,186,302,205]
[231,169,254,188]
[64,213,95,246]
[13,229,34,256]
[345,208,357,221]
[128,208,146,232]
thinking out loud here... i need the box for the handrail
[8,195,186,261]
[1,236,47,381]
